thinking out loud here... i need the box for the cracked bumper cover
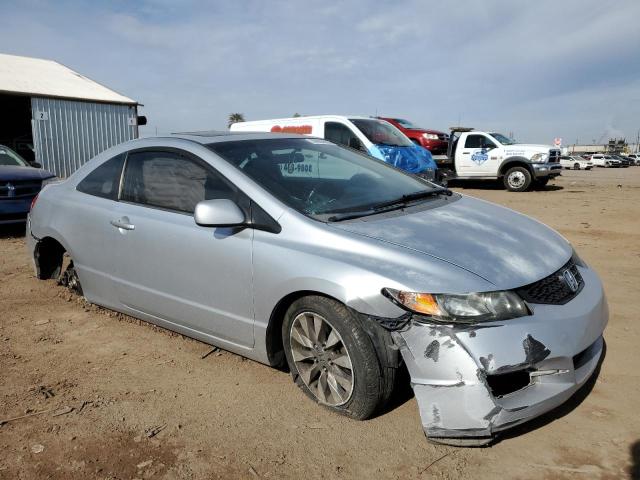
[390,265,607,444]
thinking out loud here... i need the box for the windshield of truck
[0,146,30,167]
[395,118,422,130]
[350,119,413,147]
[489,133,517,145]
[208,138,438,218]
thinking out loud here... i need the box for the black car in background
[610,155,631,167]
[0,145,55,224]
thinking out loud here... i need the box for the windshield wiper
[326,188,452,222]
[371,188,452,210]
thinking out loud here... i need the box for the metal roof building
[0,53,142,177]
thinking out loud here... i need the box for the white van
[230,115,438,181]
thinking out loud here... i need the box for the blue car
[0,145,56,224]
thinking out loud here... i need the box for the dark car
[0,145,56,224]
[610,155,631,167]
[620,155,638,166]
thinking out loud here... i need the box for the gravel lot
[1,167,639,479]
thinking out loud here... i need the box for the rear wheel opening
[34,238,82,295]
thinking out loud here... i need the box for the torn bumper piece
[390,266,608,446]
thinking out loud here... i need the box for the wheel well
[265,290,340,368]
[34,236,66,279]
[499,160,532,176]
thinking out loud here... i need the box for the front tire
[573,163,581,170]
[282,296,387,420]
[503,166,532,192]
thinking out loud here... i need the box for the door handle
[110,218,135,231]
[462,152,470,155]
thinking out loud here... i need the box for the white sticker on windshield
[306,139,332,144]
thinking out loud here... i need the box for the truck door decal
[471,149,489,164]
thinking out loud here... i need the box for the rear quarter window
[76,154,125,200]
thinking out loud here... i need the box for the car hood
[329,195,572,290]
[0,166,55,181]
[504,144,556,152]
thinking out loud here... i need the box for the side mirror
[194,199,245,227]
[31,161,42,168]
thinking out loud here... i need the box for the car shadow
[535,184,564,192]
[494,340,607,444]
[630,440,640,479]
[0,223,26,239]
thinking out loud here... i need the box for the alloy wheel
[289,311,354,406]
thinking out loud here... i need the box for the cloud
[1,0,639,143]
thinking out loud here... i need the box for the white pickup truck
[437,128,562,191]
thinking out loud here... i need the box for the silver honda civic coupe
[27,132,607,445]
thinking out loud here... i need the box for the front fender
[498,157,532,175]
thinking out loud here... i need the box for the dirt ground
[1,167,639,479]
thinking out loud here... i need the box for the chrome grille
[548,149,561,163]
[516,260,584,305]
[0,180,42,198]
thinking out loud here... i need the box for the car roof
[168,130,310,144]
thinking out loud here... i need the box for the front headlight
[530,153,548,163]
[423,133,439,140]
[382,288,530,324]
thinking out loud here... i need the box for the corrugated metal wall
[31,97,137,177]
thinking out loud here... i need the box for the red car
[378,117,448,155]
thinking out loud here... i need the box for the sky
[2,0,640,145]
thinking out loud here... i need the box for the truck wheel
[282,295,387,420]
[503,166,532,192]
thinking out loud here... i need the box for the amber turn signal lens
[397,291,442,316]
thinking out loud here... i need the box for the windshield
[350,119,413,147]
[394,118,422,130]
[0,146,29,167]
[489,133,517,145]
[208,138,438,218]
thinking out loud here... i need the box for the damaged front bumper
[389,265,608,446]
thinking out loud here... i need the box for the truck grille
[437,133,449,141]
[548,149,561,163]
[516,259,584,305]
[0,180,42,198]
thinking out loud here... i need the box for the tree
[228,113,245,128]
[293,112,301,117]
